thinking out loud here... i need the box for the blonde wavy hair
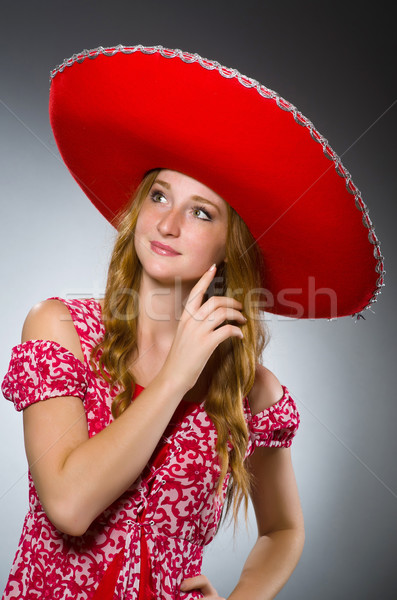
[90,169,271,525]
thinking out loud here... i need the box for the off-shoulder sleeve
[1,339,88,412]
[245,385,300,450]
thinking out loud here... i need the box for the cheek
[192,234,226,262]
[133,214,150,255]
[135,209,155,236]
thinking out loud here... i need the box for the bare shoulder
[248,364,285,416]
[21,299,84,363]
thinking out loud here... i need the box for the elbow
[284,510,305,558]
[288,521,305,564]
[286,516,305,558]
[262,522,305,562]
[295,523,305,558]
[43,496,92,537]
[297,512,306,553]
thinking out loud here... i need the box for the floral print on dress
[1,297,300,599]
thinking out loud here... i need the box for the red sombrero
[49,44,385,321]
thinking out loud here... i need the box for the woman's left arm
[181,445,304,600]
[228,365,305,599]
[228,444,305,599]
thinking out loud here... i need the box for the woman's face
[134,169,228,286]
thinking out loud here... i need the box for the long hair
[90,169,271,525]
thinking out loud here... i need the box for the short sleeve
[245,385,300,451]
[1,339,88,412]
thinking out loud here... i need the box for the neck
[135,273,195,352]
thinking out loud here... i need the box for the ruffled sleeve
[245,385,300,451]
[1,339,88,412]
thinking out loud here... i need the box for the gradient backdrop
[1,1,396,598]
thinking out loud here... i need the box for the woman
[1,44,383,599]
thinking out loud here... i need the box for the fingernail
[209,263,216,272]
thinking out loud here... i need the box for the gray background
[1,1,396,598]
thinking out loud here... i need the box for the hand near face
[160,264,246,395]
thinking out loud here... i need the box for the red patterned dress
[1,297,300,600]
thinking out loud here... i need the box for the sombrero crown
[49,44,385,320]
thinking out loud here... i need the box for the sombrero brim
[49,45,385,320]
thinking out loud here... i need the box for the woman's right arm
[22,265,245,536]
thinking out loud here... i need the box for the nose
[157,207,181,237]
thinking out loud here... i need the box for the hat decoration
[49,44,385,321]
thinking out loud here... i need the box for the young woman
[1,45,383,600]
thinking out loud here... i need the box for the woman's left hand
[180,574,226,599]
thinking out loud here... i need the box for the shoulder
[21,299,84,363]
[247,364,285,416]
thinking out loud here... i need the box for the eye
[192,206,213,221]
[150,190,167,203]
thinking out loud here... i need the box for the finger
[196,296,244,322]
[211,307,247,329]
[180,575,208,591]
[180,576,218,596]
[195,311,246,340]
[210,322,245,346]
[197,306,246,328]
[183,264,217,316]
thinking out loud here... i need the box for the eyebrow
[154,179,221,214]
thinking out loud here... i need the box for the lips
[150,241,181,256]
